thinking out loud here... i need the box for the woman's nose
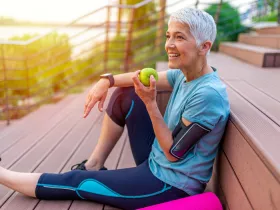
[166,40,175,48]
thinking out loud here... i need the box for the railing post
[104,6,111,73]
[117,0,123,36]
[195,0,199,9]
[155,0,166,54]
[24,45,31,113]
[124,8,135,73]
[1,46,10,125]
[214,0,223,23]
[278,0,280,24]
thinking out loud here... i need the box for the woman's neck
[183,59,212,82]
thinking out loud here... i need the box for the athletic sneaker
[71,160,107,171]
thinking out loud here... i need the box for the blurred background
[0,0,278,123]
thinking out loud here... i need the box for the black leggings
[35,87,188,210]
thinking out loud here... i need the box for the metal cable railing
[0,0,275,124]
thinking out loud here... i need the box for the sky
[0,0,251,22]
[0,0,110,22]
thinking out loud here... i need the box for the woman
[0,7,230,210]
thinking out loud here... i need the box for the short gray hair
[168,8,217,53]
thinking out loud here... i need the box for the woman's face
[165,20,199,70]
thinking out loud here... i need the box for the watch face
[101,73,111,77]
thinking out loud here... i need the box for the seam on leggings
[35,173,47,198]
[37,179,172,199]
[125,100,134,119]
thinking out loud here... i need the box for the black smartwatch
[100,73,114,88]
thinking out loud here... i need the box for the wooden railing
[0,0,274,124]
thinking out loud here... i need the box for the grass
[253,11,277,22]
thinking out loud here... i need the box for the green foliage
[124,0,156,30]
[205,2,249,51]
[253,10,277,22]
[0,32,72,98]
[266,0,277,12]
[0,32,74,119]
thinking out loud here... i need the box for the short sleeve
[182,88,224,130]
[167,69,182,88]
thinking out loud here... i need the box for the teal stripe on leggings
[37,179,172,200]
[125,100,134,119]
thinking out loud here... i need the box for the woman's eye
[176,36,184,39]
[166,35,170,39]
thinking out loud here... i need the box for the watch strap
[100,73,114,88]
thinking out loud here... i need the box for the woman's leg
[0,166,40,197]
[85,113,124,170]
[106,87,155,166]
[79,87,155,169]
[35,161,188,209]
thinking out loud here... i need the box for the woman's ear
[199,41,212,55]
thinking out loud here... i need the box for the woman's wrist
[145,100,158,110]
[99,78,111,89]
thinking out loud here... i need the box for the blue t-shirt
[148,68,230,195]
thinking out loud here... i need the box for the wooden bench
[208,54,280,210]
[157,59,280,210]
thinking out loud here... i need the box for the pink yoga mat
[138,192,223,210]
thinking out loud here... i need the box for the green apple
[139,68,159,86]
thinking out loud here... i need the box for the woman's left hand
[132,70,157,106]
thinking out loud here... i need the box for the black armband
[169,120,211,160]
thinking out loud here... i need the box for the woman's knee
[106,87,136,127]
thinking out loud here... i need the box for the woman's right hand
[83,79,110,118]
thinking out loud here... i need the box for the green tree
[205,2,249,51]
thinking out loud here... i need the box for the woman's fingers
[150,75,156,90]
[98,92,107,112]
[132,70,143,88]
[84,96,91,116]
[84,98,97,118]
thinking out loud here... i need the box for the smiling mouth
[168,53,180,58]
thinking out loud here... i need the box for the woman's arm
[84,70,172,118]
[146,102,192,162]
[132,71,189,162]
[112,70,172,91]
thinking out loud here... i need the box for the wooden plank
[0,92,87,157]
[32,89,128,210]
[30,89,116,210]
[67,89,128,210]
[0,95,92,208]
[205,155,228,209]
[67,132,128,210]
[104,135,135,210]
[256,26,280,35]
[0,93,78,141]
[33,115,106,210]
[219,42,265,67]
[226,80,280,126]
[208,53,280,102]
[223,121,280,210]
[226,87,280,182]
[115,136,135,169]
[219,152,252,210]
[0,90,90,207]
[1,109,104,209]
[238,34,280,49]
[0,93,86,170]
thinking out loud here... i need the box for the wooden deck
[0,52,280,209]
[0,88,135,210]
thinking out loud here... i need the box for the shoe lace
[71,160,87,170]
